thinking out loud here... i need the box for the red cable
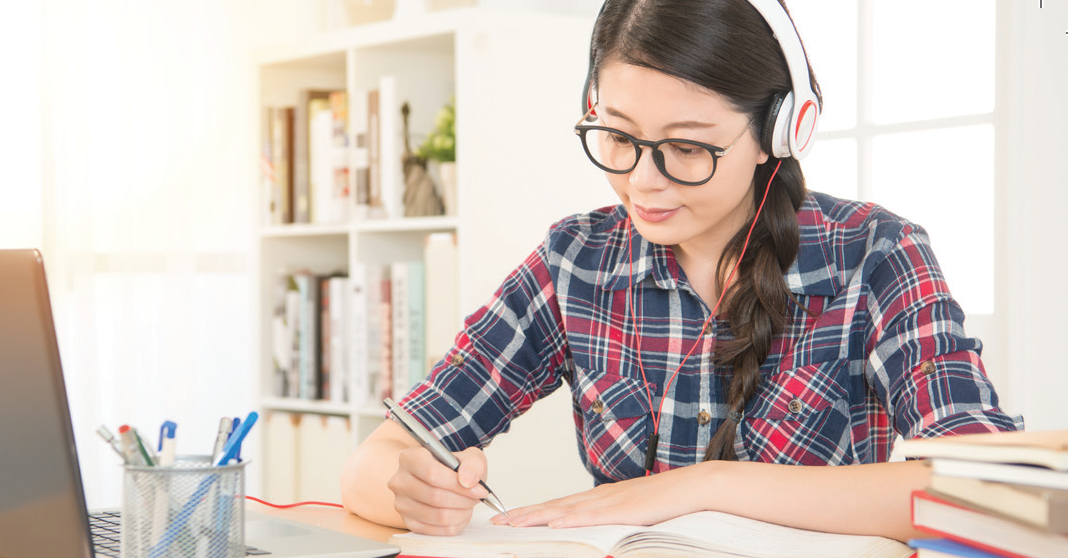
[245,495,345,509]
[628,159,783,472]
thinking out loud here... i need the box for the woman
[340,0,1019,542]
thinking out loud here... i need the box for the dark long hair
[589,0,821,461]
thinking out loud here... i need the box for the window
[792,0,996,315]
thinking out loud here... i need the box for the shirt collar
[599,195,840,297]
[601,210,680,292]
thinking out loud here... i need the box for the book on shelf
[366,75,400,220]
[293,89,337,224]
[909,537,1012,558]
[292,270,322,399]
[270,269,353,403]
[319,274,350,404]
[928,473,1068,535]
[264,105,295,225]
[391,507,913,558]
[898,429,1068,471]
[911,489,1068,558]
[424,232,459,372]
[390,260,426,400]
[309,91,352,224]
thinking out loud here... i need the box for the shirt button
[697,410,711,425]
[591,399,605,414]
[920,361,936,375]
[448,354,464,367]
[703,322,714,336]
[787,399,804,414]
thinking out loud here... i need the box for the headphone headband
[582,0,820,160]
[743,0,820,159]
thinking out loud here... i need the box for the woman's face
[595,59,769,258]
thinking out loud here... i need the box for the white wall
[1000,1,1068,430]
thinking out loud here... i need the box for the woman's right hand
[387,444,491,535]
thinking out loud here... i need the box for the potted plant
[416,98,457,215]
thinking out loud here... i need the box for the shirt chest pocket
[742,360,857,465]
[573,367,652,482]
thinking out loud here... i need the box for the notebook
[0,249,399,558]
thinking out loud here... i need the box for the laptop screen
[0,249,95,558]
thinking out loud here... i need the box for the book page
[391,508,912,558]
[391,508,641,558]
[620,511,912,558]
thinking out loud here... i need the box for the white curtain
[3,0,259,508]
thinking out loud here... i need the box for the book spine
[349,265,369,409]
[407,260,426,388]
[319,275,332,401]
[366,88,382,217]
[328,275,349,403]
[378,75,399,219]
[262,106,276,226]
[294,271,321,399]
[391,261,410,399]
[283,275,301,398]
[911,490,1036,558]
[378,268,393,400]
[309,97,334,224]
[330,90,352,223]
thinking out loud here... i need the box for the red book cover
[911,490,1068,558]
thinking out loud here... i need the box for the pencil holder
[122,455,247,558]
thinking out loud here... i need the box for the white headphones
[746,0,820,160]
[582,0,821,160]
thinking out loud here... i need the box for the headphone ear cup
[761,92,786,157]
[762,91,796,159]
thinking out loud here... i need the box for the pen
[210,417,232,463]
[229,416,242,461]
[118,425,146,466]
[214,411,258,466]
[383,398,509,517]
[158,421,177,467]
[96,425,126,461]
[130,427,156,467]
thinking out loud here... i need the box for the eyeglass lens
[583,128,716,184]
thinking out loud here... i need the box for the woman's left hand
[492,462,714,528]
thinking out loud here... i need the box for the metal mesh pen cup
[122,455,246,558]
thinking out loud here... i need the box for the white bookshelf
[252,7,610,503]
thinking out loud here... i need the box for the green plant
[416,98,455,163]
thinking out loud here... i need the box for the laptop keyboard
[88,510,122,557]
[88,510,271,556]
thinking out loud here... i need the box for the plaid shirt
[399,192,1020,485]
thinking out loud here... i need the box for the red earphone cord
[626,160,783,475]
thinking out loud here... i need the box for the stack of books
[898,429,1068,558]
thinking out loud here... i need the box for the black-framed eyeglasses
[573,103,754,186]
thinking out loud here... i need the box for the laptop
[0,249,399,558]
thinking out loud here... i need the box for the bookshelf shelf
[354,215,458,233]
[262,396,353,417]
[252,8,601,504]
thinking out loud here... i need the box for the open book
[390,508,913,558]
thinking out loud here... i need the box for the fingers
[455,447,489,489]
[491,490,603,527]
[389,446,490,535]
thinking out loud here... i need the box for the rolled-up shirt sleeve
[863,225,1021,440]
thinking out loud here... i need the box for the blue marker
[157,421,177,467]
[214,411,258,466]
